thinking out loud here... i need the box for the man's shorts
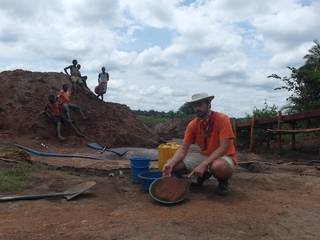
[71,76,81,83]
[62,103,80,111]
[68,103,80,110]
[49,116,63,124]
[183,152,235,171]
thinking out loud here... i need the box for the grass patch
[137,115,170,126]
[0,164,41,192]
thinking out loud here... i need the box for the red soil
[153,177,189,202]
[0,70,158,147]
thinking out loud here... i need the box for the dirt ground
[1,69,319,240]
[1,160,320,240]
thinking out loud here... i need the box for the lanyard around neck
[202,113,214,150]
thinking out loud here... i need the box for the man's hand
[162,161,173,177]
[188,162,208,178]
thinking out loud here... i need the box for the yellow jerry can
[157,142,180,170]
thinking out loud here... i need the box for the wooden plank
[231,118,237,147]
[236,108,320,128]
[267,127,320,134]
[291,122,296,151]
[0,157,21,164]
[283,109,320,122]
[266,125,271,150]
[277,111,282,154]
[249,114,255,152]
[236,116,278,128]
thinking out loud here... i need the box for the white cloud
[269,42,313,68]
[69,0,124,26]
[136,46,171,67]
[253,4,320,47]
[120,0,180,28]
[0,0,318,117]
[200,52,248,80]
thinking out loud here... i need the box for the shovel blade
[63,181,96,200]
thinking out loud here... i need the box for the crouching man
[162,93,237,195]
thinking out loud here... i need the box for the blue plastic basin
[138,171,163,191]
[131,165,149,184]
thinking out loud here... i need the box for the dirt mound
[154,117,192,140]
[0,70,158,147]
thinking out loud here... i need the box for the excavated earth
[0,70,158,148]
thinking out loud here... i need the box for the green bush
[246,101,278,119]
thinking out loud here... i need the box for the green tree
[246,100,278,119]
[304,40,320,71]
[269,40,320,112]
[177,102,195,116]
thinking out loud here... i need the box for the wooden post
[307,119,311,129]
[266,124,271,149]
[291,122,296,151]
[231,118,237,147]
[249,114,255,152]
[277,111,282,154]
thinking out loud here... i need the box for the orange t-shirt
[183,111,237,165]
[57,90,71,105]
[45,102,61,117]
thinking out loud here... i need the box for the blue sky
[120,27,175,52]
[0,0,319,117]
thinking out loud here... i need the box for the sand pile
[0,70,158,147]
[154,117,192,140]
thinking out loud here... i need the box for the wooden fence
[233,109,320,152]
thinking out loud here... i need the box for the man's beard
[196,110,208,119]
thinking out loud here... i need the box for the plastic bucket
[130,157,150,184]
[138,171,163,191]
[129,156,151,167]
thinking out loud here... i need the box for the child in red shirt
[44,95,65,140]
[57,84,86,122]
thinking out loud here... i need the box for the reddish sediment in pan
[153,177,189,202]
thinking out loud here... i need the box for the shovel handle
[100,147,127,157]
[100,146,108,154]
[0,192,65,202]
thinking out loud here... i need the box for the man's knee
[211,159,233,180]
[173,161,187,173]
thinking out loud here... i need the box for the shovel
[87,142,128,157]
[0,181,96,202]
[100,145,128,157]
